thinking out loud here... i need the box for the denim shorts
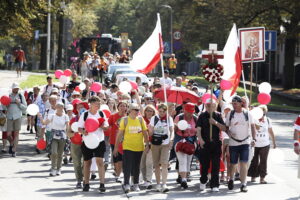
[229,144,250,164]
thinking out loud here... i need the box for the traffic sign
[34,30,39,40]
[163,42,171,54]
[173,31,181,41]
[265,31,277,51]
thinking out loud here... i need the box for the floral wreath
[202,61,224,83]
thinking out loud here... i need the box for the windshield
[108,65,131,74]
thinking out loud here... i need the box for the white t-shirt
[150,115,174,145]
[226,110,254,146]
[255,117,272,147]
[48,113,69,131]
[159,77,173,86]
[77,111,109,143]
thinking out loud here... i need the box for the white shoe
[199,183,206,191]
[162,184,169,193]
[124,184,130,193]
[49,169,56,176]
[132,184,140,192]
[140,181,150,187]
[155,184,161,192]
[56,169,61,175]
[212,187,219,192]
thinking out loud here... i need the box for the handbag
[151,134,168,145]
[176,139,195,155]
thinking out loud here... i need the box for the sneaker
[1,149,7,153]
[124,184,130,193]
[240,185,248,192]
[12,152,16,157]
[56,169,61,175]
[212,187,219,192]
[83,184,90,192]
[8,146,13,154]
[181,181,188,189]
[76,182,82,188]
[91,174,96,180]
[99,183,106,193]
[199,183,206,191]
[115,177,122,183]
[27,125,30,131]
[30,129,33,134]
[162,184,169,193]
[63,157,68,165]
[155,184,161,192]
[132,184,140,192]
[176,176,182,184]
[228,180,234,190]
[50,169,56,176]
[69,157,72,163]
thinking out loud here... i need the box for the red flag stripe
[137,49,161,74]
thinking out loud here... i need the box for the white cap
[11,82,20,89]
[71,91,80,96]
[144,93,153,98]
[65,104,74,111]
[51,88,59,93]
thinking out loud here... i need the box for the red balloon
[257,93,271,105]
[64,69,72,77]
[75,86,80,92]
[90,82,102,93]
[70,133,82,145]
[201,93,216,103]
[36,139,46,150]
[85,118,99,133]
[220,80,232,90]
[55,70,64,79]
[129,81,138,90]
[0,95,11,106]
[102,109,111,118]
[72,98,82,106]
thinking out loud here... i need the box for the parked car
[105,63,132,82]
[116,73,149,85]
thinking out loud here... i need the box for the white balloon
[250,107,264,120]
[259,82,272,94]
[71,122,79,132]
[83,133,100,149]
[177,120,189,130]
[26,104,39,116]
[59,75,70,84]
[119,81,132,94]
[100,104,109,111]
[79,82,86,90]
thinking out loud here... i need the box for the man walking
[14,45,26,77]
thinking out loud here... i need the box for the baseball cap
[51,88,59,93]
[184,103,195,113]
[164,69,169,74]
[232,95,242,103]
[71,91,80,96]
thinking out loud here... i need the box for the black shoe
[69,157,72,163]
[91,174,96,180]
[168,167,171,171]
[63,157,68,165]
[228,180,234,190]
[12,152,16,157]
[176,176,182,184]
[1,149,7,153]
[99,183,106,193]
[83,184,90,192]
[181,181,188,189]
[240,185,248,192]
[27,125,30,131]
[8,146,13,154]
[76,182,82,189]
[30,129,33,134]
[36,148,41,154]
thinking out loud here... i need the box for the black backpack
[83,110,104,121]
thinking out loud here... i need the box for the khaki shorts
[151,144,170,167]
[7,118,22,132]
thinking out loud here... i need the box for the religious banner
[239,27,265,63]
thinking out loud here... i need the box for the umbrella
[154,86,200,104]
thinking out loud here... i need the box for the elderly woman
[113,103,149,193]
[149,104,174,193]
[248,105,276,184]
[174,103,198,189]
[140,105,157,189]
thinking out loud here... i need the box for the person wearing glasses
[225,95,256,192]
[113,103,149,193]
[149,104,174,193]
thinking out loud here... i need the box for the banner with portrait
[239,27,265,63]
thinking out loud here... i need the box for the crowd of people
[1,61,299,196]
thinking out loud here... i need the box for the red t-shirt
[108,112,123,145]
[14,50,25,62]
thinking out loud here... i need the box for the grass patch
[20,74,54,89]
[189,76,300,111]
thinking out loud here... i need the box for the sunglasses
[133,109,139,112]
[232,100,242,103]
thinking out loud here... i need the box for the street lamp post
[161,5,173,55]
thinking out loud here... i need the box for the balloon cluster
[202,63,224,83]
[257,82,272,105]
[55,69,73,85]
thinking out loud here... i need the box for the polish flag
[130,14,163,74]
[219,24,242,96]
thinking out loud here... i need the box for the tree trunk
[57,14,64,69]
[283,37,296,89]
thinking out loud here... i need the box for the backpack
[83,110,104,121]
[123,116,143,129]
[228,110,250,143]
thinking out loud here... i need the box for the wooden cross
[201,44,224,63]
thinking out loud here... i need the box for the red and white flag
[130,14,163,74]
[219,24,242,95]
